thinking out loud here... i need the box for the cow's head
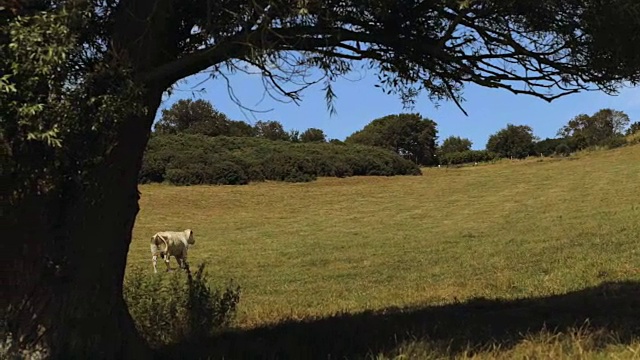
[185,229,195,245]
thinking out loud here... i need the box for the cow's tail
[150,234,169,255]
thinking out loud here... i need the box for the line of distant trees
[153,99,331,143]
[142,98,640,185]
[438,109,639,165]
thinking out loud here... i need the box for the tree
[4,0,640,357]
[346,113,438,165]
[300,128,327,143]
[288,129,301,142]
[228,120,256,137]
[533,137,570,157]
[486,124,536,159]
[155,98,228,135]
[626,121,640,136]
[154,99,255,137]
[558,109,631,150]
[439,136,473,155]
[254,120,289,141]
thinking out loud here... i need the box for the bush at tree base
[139,134,422,185]
[123,263,241,348]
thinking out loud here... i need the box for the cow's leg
[180,248,189,271]
[152,255,158,273]
[163,254,171,272]
[173,254,184,270]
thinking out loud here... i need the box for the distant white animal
[150,229,195,273]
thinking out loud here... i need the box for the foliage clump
[439,150,497,165]
[139,134,421,185]
[486,124,536,159]
[345,113,439,166]
[558,109,631,151]
[124,263,241,348]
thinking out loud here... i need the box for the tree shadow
[159,280,640,359]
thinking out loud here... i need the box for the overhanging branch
[140,26,360,87]
[138,2,633,114]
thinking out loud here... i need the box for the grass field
[128,144,640,359]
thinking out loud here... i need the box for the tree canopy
[346,113,438,165]
[4,0,640,357]
[253,120,290,141]
[486,124,536,159]
[131,0,640,114]
[439,136,473,155]
[154,99,255,137]
[558,109,631,150]
[300,128,327,143]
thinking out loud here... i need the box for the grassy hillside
[127,144,640,359]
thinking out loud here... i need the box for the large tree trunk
[5,88,164,359]
[3,1,187,357]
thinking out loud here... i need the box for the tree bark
[5,86,164,358]
[3,1,210,357]
[3,0,184,356]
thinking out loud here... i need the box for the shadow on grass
[158,281,640,359]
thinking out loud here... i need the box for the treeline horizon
[141,99,640,185]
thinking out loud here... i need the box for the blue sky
[156,67,640,150]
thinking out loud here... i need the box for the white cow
[150,229,195,273]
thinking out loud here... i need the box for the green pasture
[128,145,640,359]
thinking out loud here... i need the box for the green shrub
[138,154,168,183]
[139,134,421,185]
[439,150,497,165]
[163,161,248,186]
[533,138,570,157]
[205,161,249,185]
[124,263,241,348]
[599,135,627,149]
[554,143,572,156]
[262,152,318,181]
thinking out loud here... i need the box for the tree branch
[139,2,632,112]
[139,25,444,87]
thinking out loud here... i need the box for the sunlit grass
[128,144,640,359]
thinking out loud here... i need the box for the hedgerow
[139,134,421,185]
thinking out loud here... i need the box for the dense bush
[628,132,640,146]
[598,135,628,149]
[164,161,249,185]
[554,143,572,157]
[533,137,570,156]
[124,263,241,348]
[139,134,422,185]
[439,150,497,165]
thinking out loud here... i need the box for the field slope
[128,145,640,359]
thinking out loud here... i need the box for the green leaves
[0,74,16,93]
[345,113,439,166]
[486,124,536,159]
[439,136,473,155]
[139,134,421,185]
[558,109,631,151]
